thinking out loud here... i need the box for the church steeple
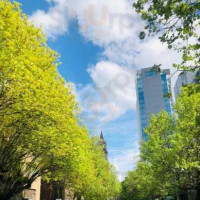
[99,131,108,159]
[100,130,104,140]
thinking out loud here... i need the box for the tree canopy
[0,1,120,199]
[120,84,200,200]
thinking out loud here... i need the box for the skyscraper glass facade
[136,67,172,141]
[161,74,172,115]
[137,77,148,141]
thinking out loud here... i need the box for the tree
[120,111,182,200]
[121,84,200,200]
[134,0,200,71]
[71,137,120,200]
[120,161,161,200]
[174,84,200,199]
[142,111,186,199]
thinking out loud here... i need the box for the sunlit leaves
[0,1,120,199]
[121,84,200,199]
[134,0,200,71]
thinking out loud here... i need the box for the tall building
[136,67,172,141]
[174,70,200,99]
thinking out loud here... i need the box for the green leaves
[139,31,146,39]
[121,85,200,199]
[134,0,200,71]
[0,1,119,199]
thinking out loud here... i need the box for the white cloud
[30,0,142,44]
[30,0,182,75]
[77,61,136,122]
[102,35,182,71]
[30,0,181,69]
[30,0,69,38]
[71,0,140,46]
[134,38,182,69]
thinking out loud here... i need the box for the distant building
[136,67,172,141]
[11,177,41,200]
[174,70,200,99]
[100,131,108,159]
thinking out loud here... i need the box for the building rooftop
[137,67,170,77]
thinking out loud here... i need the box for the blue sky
[16,0,181,180]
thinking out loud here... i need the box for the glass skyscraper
[136,67,172,141]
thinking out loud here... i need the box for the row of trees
[120,0,200,199]
[0,1,120,199]
[122,85,200,200]
[120,84,200,200]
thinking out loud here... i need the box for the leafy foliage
[120,84,200,199]
[0,1,120,199]
[134,0,200,71]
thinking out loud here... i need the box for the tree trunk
[73,192,82,200]
[77,195,82,200]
